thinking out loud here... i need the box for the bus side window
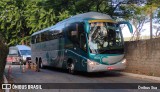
[48,31,52,40]
[35,35,38,43]
[80,33,87,52]
[35,34,41,43]
[39,34,41,42]
[36,35,39,43]
[31,36,35,44]
[78,22,87,52]
[50,30,56,40]
[41,32,45,42]
[67,23,79,46]
[41,31,49,42]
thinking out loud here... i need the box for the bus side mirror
[118,21,133,33]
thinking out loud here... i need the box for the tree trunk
[22,32,25,45]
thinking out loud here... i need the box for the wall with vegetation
[124,38,160,77]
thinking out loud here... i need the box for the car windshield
[88,21,123,54]
[20,50,31,55]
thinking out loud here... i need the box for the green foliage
[57,10,71,21]
[0,0,159,46]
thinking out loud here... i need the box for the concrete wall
[124,38,160,77]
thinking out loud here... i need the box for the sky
[122,22,160,38]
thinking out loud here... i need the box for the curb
[3,75,9,92]
[121,72,160,82]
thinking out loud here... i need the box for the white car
[6,45,31,64]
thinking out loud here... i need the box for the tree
[1,0,159,46]
[147,0,160,39]
[118,0,160,40]
[0,33,8,82]
[0,0,57,46]
[119,4,148,40]
[0,0,30,45]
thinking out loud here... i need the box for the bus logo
[2,84,11,89]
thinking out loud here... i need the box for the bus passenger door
[58,28,65,68]
[78,22,88,71]
[79,32,88,71]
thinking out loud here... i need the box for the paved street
[4,65,160,92]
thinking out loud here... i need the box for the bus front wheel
[40,61,45,69]
[68,62,75,74]
[36,58,40,72]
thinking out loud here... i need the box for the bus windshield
[88,22,123,54]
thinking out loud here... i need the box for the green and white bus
[31,12,133,73]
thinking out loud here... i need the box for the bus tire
[36,58,40,72]
[37,61,40,72]
[68,62,75,74]
[39,59,45,69]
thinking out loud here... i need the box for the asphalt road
[4,65,160,92]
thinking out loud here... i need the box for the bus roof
[56,12,112,25]
[31,12,113,36]
[69,12,112,20]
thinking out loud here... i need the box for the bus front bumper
[87,59,126,72]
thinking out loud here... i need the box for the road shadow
[44,66,68,73]
[43,66,124,78]
[76,71,124,78]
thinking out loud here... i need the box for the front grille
[101,49,124,54]
[26,57,31,60]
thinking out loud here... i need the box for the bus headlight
[87,59,99,66]
[22,56,26,61]
[121,59,126,64]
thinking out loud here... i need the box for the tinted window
[41,31,49,42]
[67,22,79,46]
[80,33,87,52]
[32,25,64,44]
[9,49,18,55]
[35,34,40,43]
[31,35,39,44]
[31,36,36,44]
[66,22,86,49]
[78,22,87,52]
